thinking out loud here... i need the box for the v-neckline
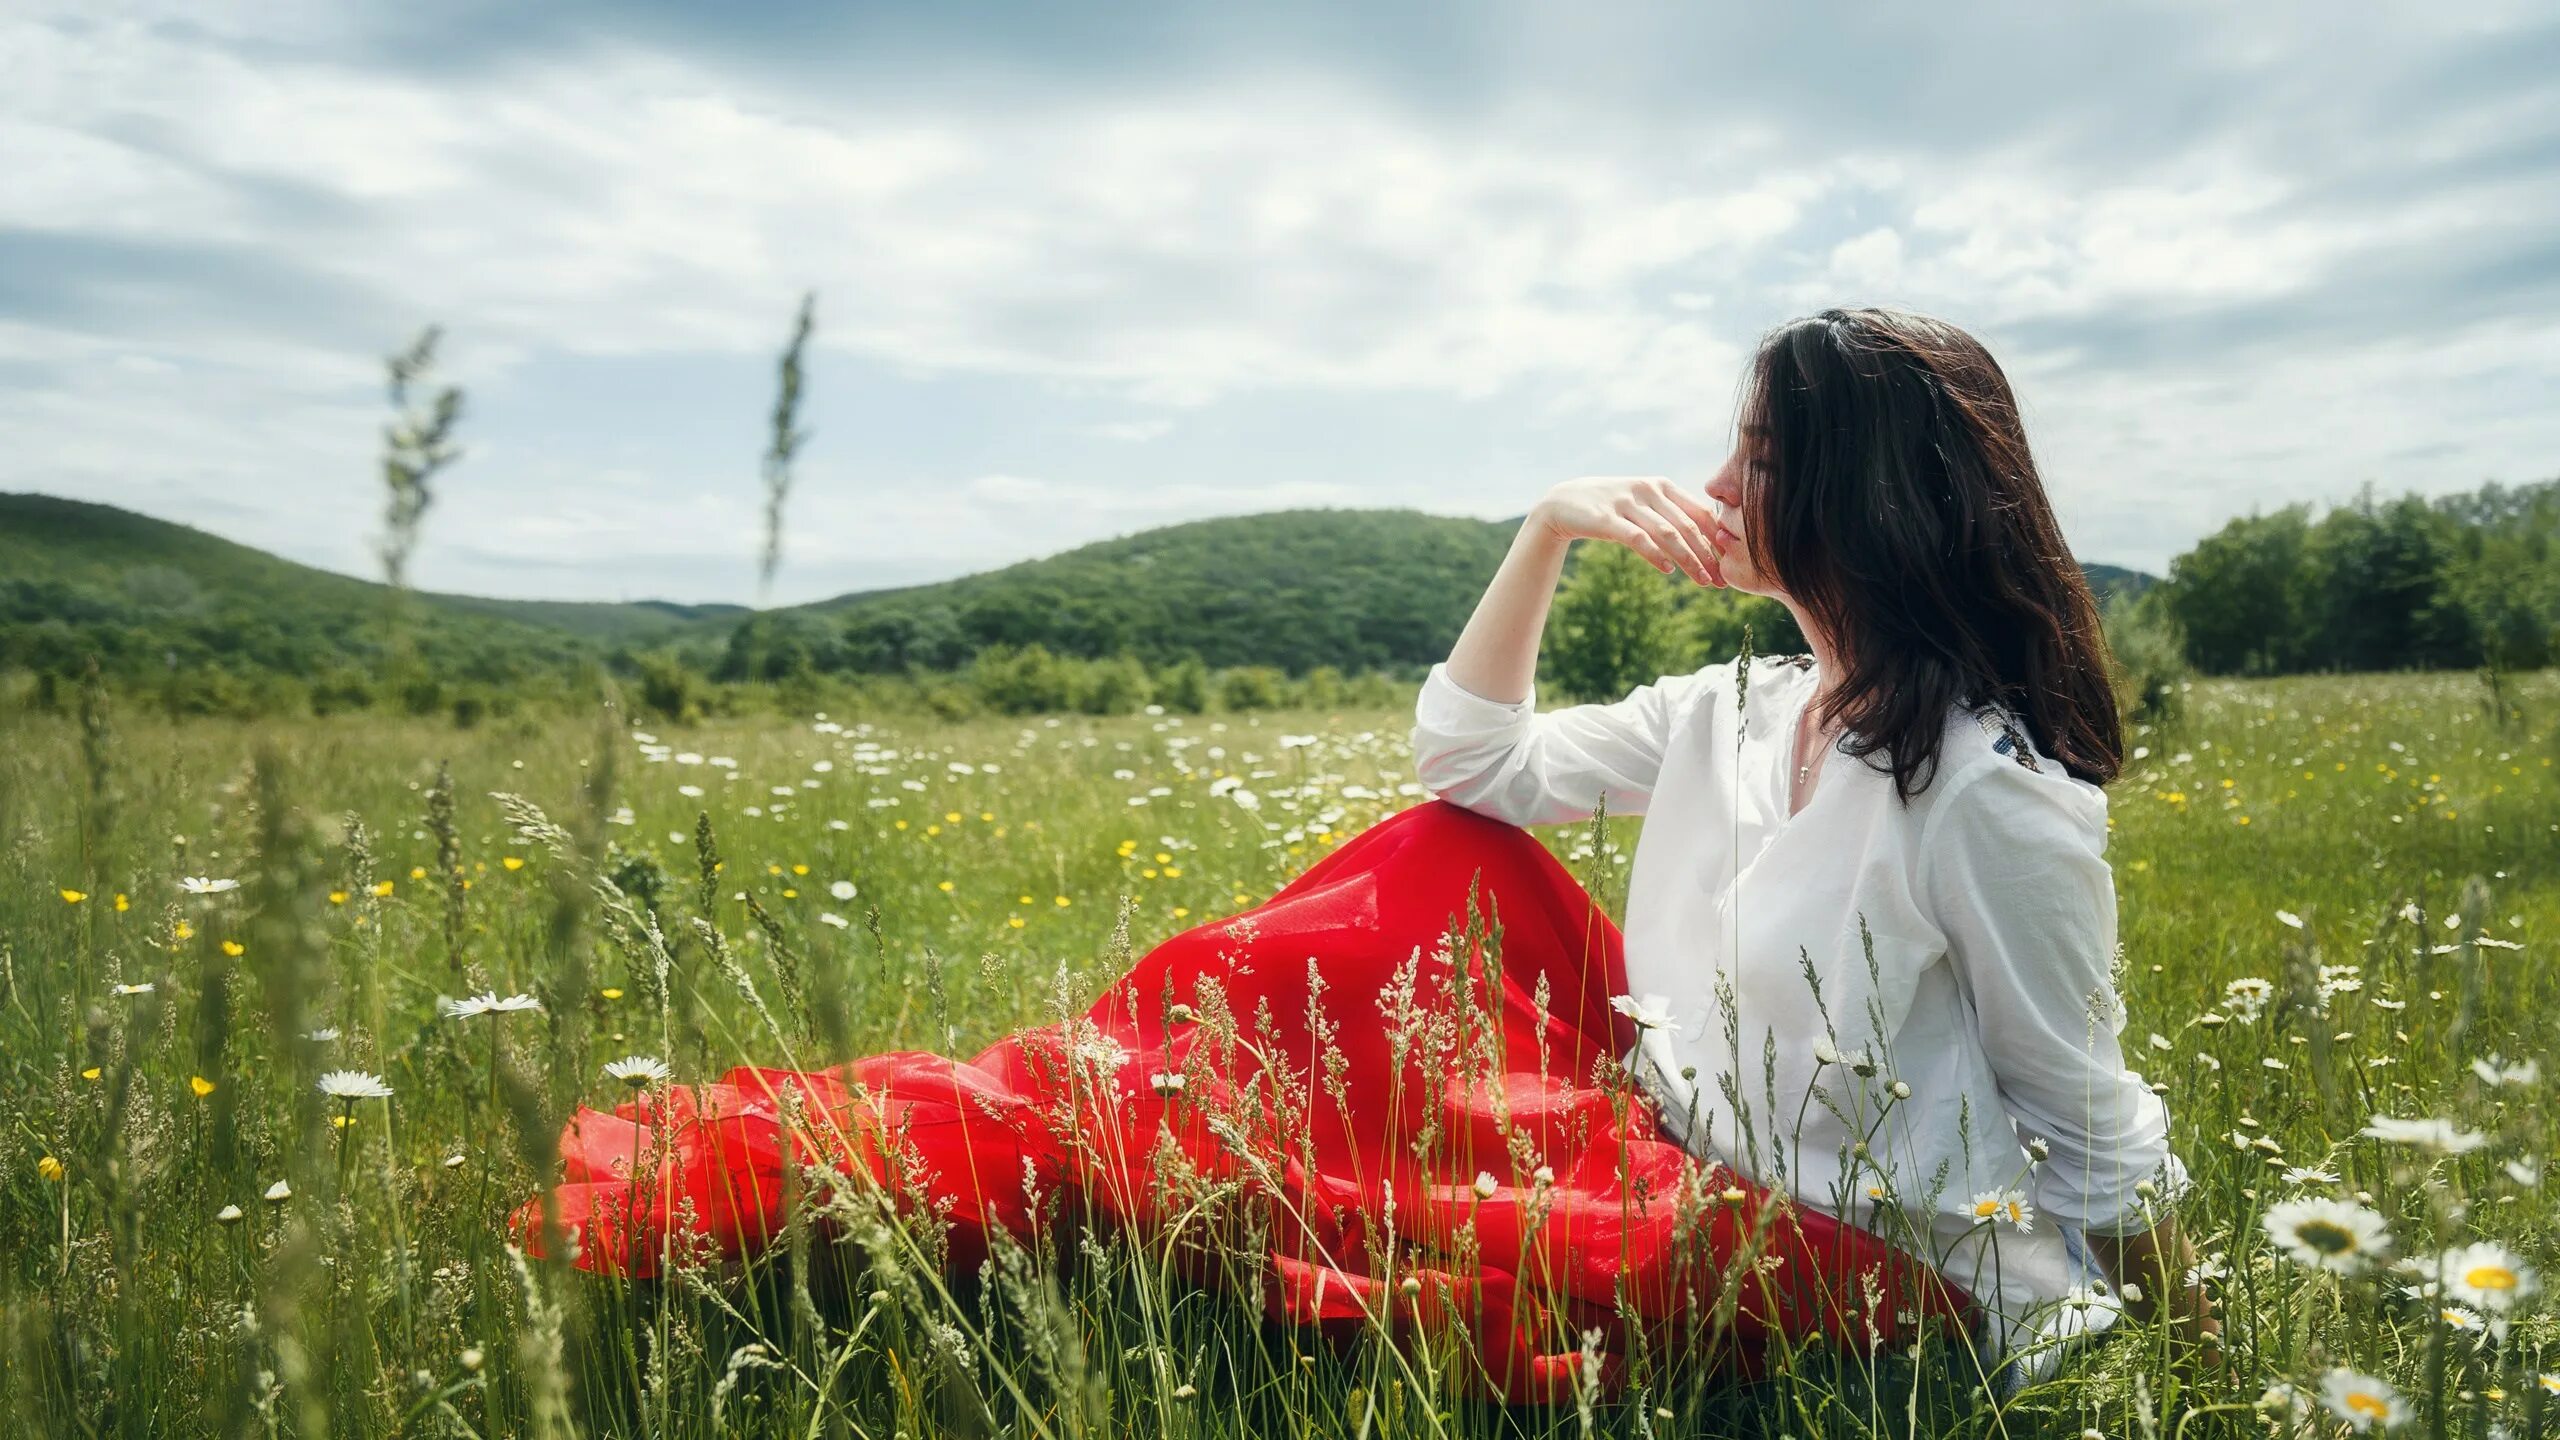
[1775,664,1835,826]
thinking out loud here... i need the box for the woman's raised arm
[1410,479,1734,828]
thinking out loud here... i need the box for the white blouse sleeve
[1918,758,2189,1237]
[1407,659,1722,828]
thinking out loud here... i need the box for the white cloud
[2,4,2555,602]
[1084,419,1175,443]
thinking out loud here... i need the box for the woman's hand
[1532,475,1737,588]
[2087,1217,2223,1367]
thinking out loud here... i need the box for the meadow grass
[2,667,2556,1438]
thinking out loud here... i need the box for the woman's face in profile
[1703,426,1779,600]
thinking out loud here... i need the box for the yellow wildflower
[221,940,244,957]
[501,857,525,872]
[190,1076,216,1098]
[60,889,86,904]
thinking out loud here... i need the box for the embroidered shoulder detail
[1774,652,1816,670]
[1968,704,2043,773]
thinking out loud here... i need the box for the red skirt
[516,798,1973,1402]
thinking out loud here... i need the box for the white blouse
[1409,652,2190,1382]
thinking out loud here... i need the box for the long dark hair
[1735,306,2121,800]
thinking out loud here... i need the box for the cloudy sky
[7,1,2557,605]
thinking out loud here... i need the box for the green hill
[772,509,1523,676]
[0,492,2163,693]
[2082,561,2154,606]
[0,493,673,690]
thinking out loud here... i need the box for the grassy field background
[3,667,2556,1438]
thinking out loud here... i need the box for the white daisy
[1967,1190,2034,1232]
[316,1070,393,1101]
[2262,1195,2391,1275]
[603,1056,672,1089]
[2470,1055,2540,1087]
[1609,995,1673,1031]
[1063,1025,1131,1073]
[113,981,155,996]
[263,1178,293,1204]
[180,876,240,894]
[830,880,858,901]
[1471,1170,1499,1200]
[2439,1241,2536,1313]
[439,991,543,1019]
[2318,1368,2409,1432]
[1148,1070,1187,1098]
[2361,1114,2487,1155]
[2222,977,2274,1022]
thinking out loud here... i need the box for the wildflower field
[3,666,2557,1439]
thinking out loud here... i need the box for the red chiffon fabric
[516,799,1972,1401]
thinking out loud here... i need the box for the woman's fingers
[1604,518,1677,574]
[1623,505,1704,584]
[1630,497,1723,587]
[1660,483,1742,555]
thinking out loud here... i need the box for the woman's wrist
[2087,1216,2210,1325]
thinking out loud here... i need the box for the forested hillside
[2158,477,2560,674]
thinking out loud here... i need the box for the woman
[521,306,2205,1404]
[1409,306,2213,1381]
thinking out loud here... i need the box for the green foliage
[1156,655,1211,714]
[2101,586,2192,725]
[1072,650,1154,715]
[5,673,2559,1438]
[375,326,464,594]
[757,292,816,606]
[1216,664,1287,710]
[970,642,1075,715]
[2161,478,2560,675]
[0,494,658,693]
[805,508,1524,674]
[2,496,2172,724]
[1683,586,1807,665]
[634,650,703,725]
[1542,543,1687,701]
